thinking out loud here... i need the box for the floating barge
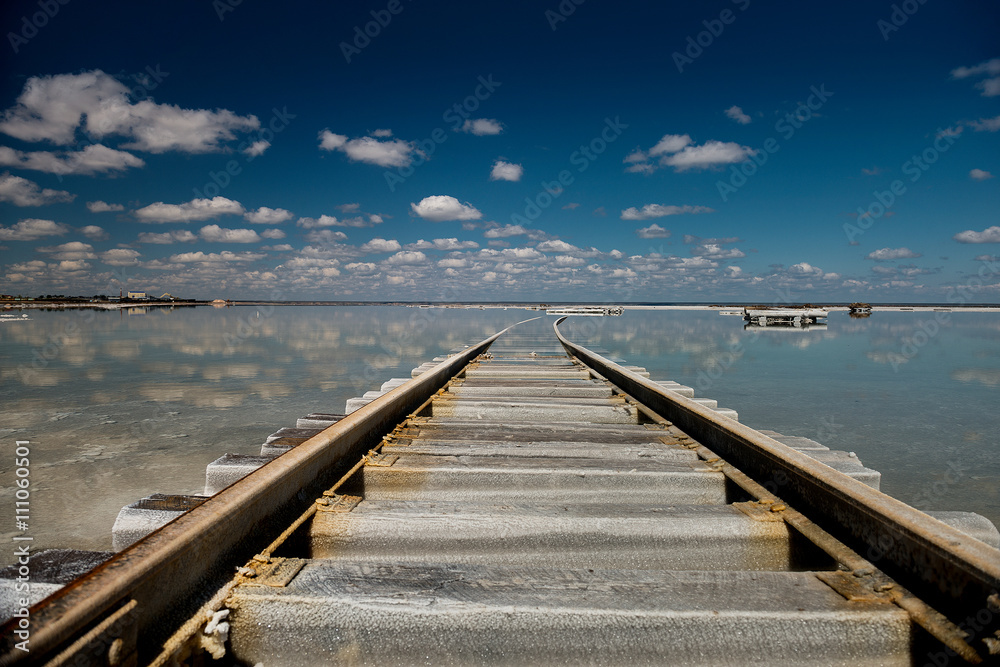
[743,307,828,327]
[545,305,624,316]
[2,318,998,664]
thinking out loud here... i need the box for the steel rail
[151,381,457,665]
[602,380,982,662]
[0,327,510,665]
[553,317,1000,662]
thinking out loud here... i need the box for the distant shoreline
[3,300,999,312]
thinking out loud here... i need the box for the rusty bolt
[252,553,269,563]
[758,499,774,505]
[315,497,331,506]
[770,504,787,512]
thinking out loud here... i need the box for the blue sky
[0,0,998,302]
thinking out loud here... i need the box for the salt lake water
[1,305,998,560]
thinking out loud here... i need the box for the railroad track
[2,317,999,665]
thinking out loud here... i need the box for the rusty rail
[0,327,509,665]
[553,317,1000,662]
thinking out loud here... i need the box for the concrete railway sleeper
[2,317,999,665]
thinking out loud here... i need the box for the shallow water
[1,306,997,561]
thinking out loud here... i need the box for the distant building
[127,291,148,299]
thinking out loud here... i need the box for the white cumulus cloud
[296,215,341,229]
[0,218,70,241]
[199,225,261,243]
[661,140,755,171]
[476,247,544,262]
[865,247,922,261]
[490,160,523,181]
[536,239,578,253]
[951,58,1000,97]
[951,58,1000,79]
[318,129,417,167]
[969,115,1000,132]
[243,140,270,157]
[245,207,293,224]
[86,200,124,213]
[360,238,402,253]
[636,224,670,239]
[0,172,75,206]
[954,226,1000,243]
[0,144,144,175]
[137,230,198,244]
[0,70,261,153]
[80,225,108,240]
[384,250,427,265]
[725,105,752,124]
[691,243,746,260]
[970,168,994,181]
[304,229,348,245]
[135,196,244,223]
[433,238,479,250]
[625,133,754,173]
[483,224,528,238]
[169,251,264,263]
[460,119,503,135]
[100,248,141,266]
[37,241,95,260]
[620,204,715,220]
[345,262,378,274]
[318,130,347,150]
[649,134,692,156]
[411,195,482,222]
